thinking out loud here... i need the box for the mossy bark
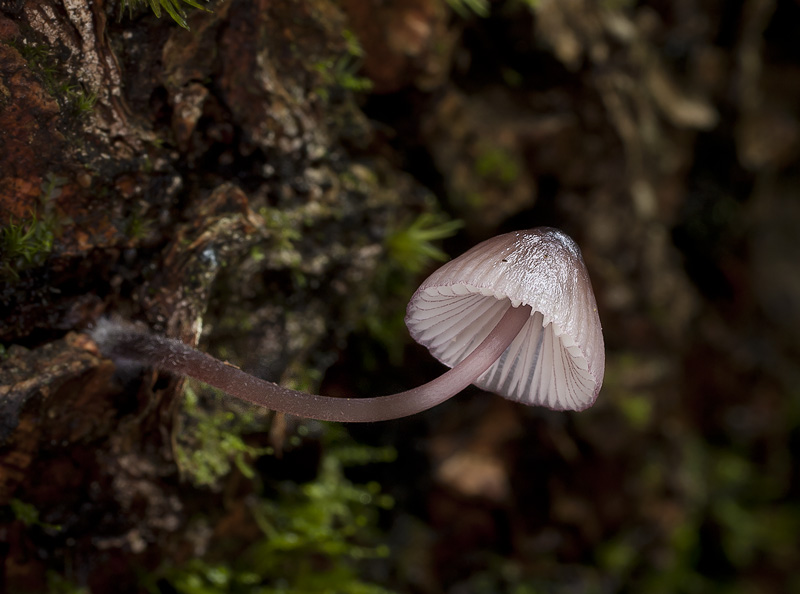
[0,0,424,589]
[2,0,800,592]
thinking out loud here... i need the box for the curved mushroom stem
[91,304,532,422]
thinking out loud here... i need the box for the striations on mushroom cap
[405,227,605,411]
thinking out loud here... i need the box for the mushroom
[91,227,604,422]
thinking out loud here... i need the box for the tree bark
[1,0,420,589]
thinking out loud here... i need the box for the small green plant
[119,0,210,30]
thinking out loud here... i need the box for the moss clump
[153,419,397,593]
[1,216,54,278]
[174,384,271,488]
[9,40,98,118]
[0,175,66,280]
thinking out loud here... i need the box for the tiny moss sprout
[363,212,463,363]
[312,29,373,102]
[69,87,98,116]
[125,211,155,241]
[313,56,374,100]
[385,212,463,275]
[342,29,365,59]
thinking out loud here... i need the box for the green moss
[174,384,271,488]
[616,393,653,430]
[313,56,373,99]
[460,190,486,210]
[119,0,211,30]
[474,146,520,186]
[446,0,490,18]
[342,29,365,58]
[501,67,523,87]
[10,498,60,530]
[125,211,155,241]
[385,212,463,276]
[257,206,303,268]
[312,29,373,101]
[1,216,53,274]
[9,39,97,118]
[151,423,397,593]
[597,536,638,575]
[69,87,97,116]
[281,363,323,394]
[246,427,396,586]
[46,573,89,594]
[1,174,66,280]
[9,499,43,526]
[249,245,266,263]
[259,207,302,246]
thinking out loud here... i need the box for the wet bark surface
[1,0,799,592]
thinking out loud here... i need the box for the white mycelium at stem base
[91,227,604,421]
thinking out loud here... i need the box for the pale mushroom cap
[405,227,605,411]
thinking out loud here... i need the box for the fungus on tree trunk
[91,227,604,421]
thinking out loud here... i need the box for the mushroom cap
[405,227,605,411]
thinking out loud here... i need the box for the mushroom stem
[92,304,532,422]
